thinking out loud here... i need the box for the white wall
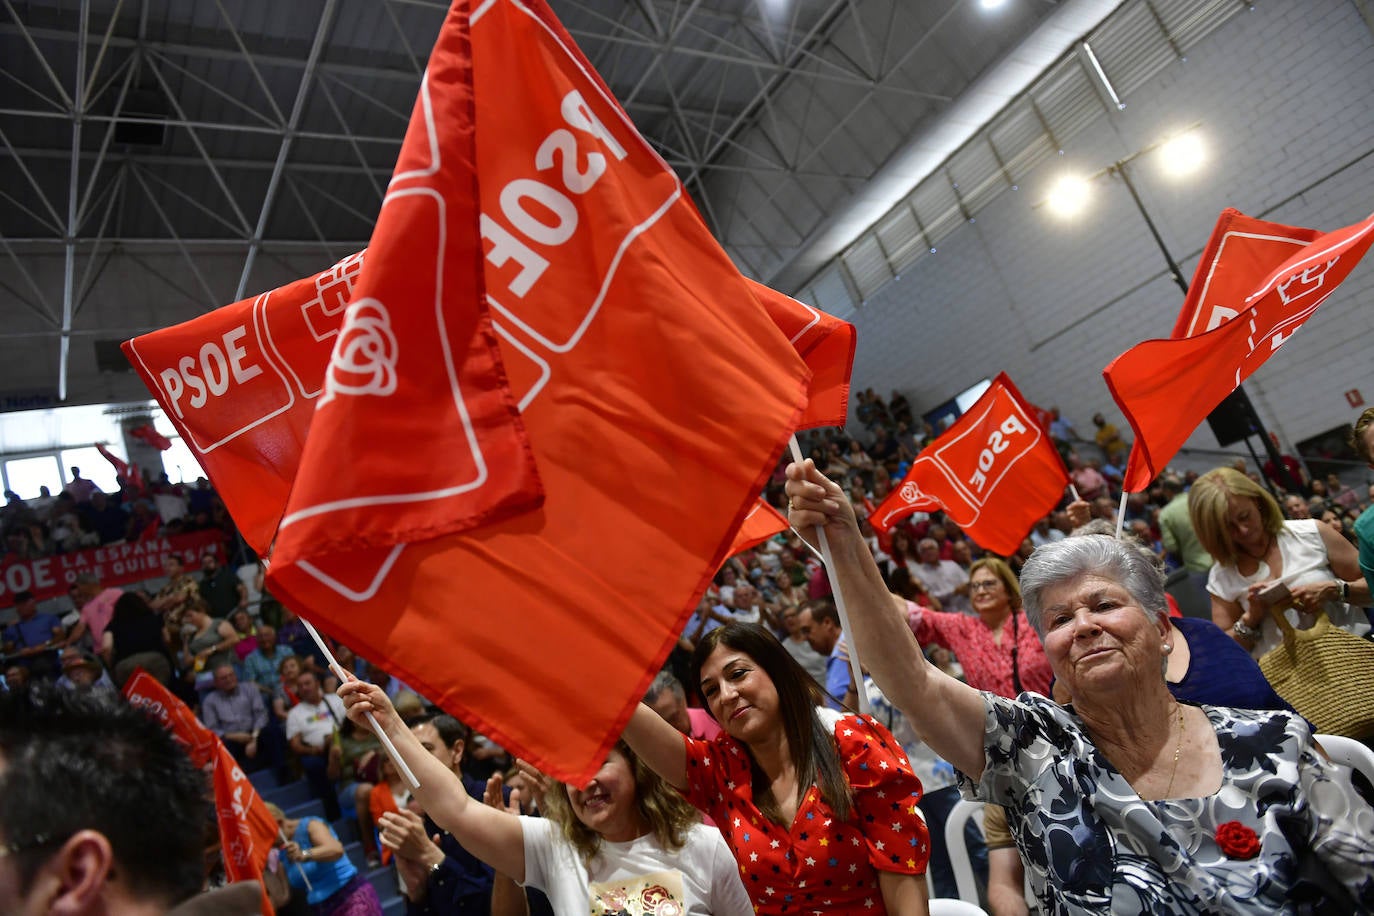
[846,0,1374,462]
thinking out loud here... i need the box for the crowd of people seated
[2,394,1372,913]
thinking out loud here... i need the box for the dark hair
[111,591,157,625]
[0,686,208,901]
[409,712,470,747]
[800,597,840,628]
[690,623,853,823]
[13,589,34,603]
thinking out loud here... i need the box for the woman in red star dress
[624,622,930,915]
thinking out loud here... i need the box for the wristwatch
[1232,618,1258,640]
[1337,580,1349,602]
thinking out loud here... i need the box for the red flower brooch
[1215,821,1261,860]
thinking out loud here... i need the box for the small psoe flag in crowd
[869,373,1068,556]
[1105,208,1374,492]
[747,280,856,429]
[727,499,789,558]
[94,441,145,492]
[125,670,279,914]
[128,424,174,451]
[123,0,810,784]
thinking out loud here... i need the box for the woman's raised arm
[337,680,526,879]
[621,703,689,790]
[785,459,989,779]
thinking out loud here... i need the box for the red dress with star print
[681,712,928,915]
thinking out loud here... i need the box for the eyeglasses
[969,580,1002,592]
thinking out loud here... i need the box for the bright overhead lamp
[1045,174,1092,219]
[1157,131,1206,178]
[979,0,1009,9]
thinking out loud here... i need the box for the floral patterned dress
[958,693,1374,913]
[682,712,929,915]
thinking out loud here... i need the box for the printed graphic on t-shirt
[589,868,685,916]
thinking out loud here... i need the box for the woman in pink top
[905,558,1051,699]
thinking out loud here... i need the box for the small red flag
[746,280,855,429]
[726,499,789,558]
[1106,209,1374,492]
[124,671,277,912]
[869,374,1067,555]
[128,424,174,451]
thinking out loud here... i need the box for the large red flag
[726,499,789,558]
[126,0,809,784]
[1105,209,1374,492]
[746,280,855,429]
[124,671,277,912]
[868,374,1068,555]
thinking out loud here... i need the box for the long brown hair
[691,623,853,823]
[540,741,697,867]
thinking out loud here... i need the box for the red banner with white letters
[1106,209,1374,492]
[869,374,1067,555]
[0,529,224,607]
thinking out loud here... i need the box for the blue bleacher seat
[283,799,325,822]
[332,817,360,845]
[248,768,282,793]
[261,779,313,809]
[381,896,406,916]
[368,864,399,902]
[344,841,366,873]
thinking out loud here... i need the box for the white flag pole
[300,617,420,789]
[788,436,872,716]
[278,827,314,892]
[1068,484,1081,502]
[1113,489,1129,540]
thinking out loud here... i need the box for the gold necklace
[1163,704,1186,798]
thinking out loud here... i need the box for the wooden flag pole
[788,436,872,716]
[299,617,420,789]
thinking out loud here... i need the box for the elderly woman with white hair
[784,459,1374,913]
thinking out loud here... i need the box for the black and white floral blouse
[957,693,1374,914]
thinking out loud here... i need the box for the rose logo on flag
[323,298,399,404]
[1275,258,1337,305]
[898,481,925,504]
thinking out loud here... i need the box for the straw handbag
[1258,605,1374,739]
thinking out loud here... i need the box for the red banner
[869,374,1067,555]
[726,499,789,558]
[1106,209,1374,491]
[125,670,277,911]
[0,529,224,607]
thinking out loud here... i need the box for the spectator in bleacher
[273,655,304,721]
[1284,493,1311,519]
[102,592,174,687]
[0,685,267,913]
[150,553,201,616]
[242,624,294,697]
[203,663,272,771]
[56,650,114,694]
[227,608,259,662]
[286,669,345,821]
[776,604,828,685]
[270,802,383,915]
[335,715,383,867]
[1157,476,1213,609]
[177,599,238,689]
[1091,413,1129,466]
[62,572,123,652]
[797,597,851,709]
[77,490,125,545]
[912,536,971,614]
[198,550,245,618]
[3,663,28,692]
[1350,409,1374,601]
[62,466,99,503]
[2,589,65,679]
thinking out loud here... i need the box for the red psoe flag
[124,671,277,912]
[868,374,1067,556]
[270,4,541,565]
[260,0,808,785]
[746,280,856,429]
[1105,209,1374,492]
[727,499,789,558]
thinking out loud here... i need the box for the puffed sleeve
[837,714,929,875]
[905,599,960,649]
[681,731,750,825]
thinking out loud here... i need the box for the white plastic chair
[943,799,986,904]
[1314,733,1374,786]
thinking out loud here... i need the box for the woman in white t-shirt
[340,680,751,916]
